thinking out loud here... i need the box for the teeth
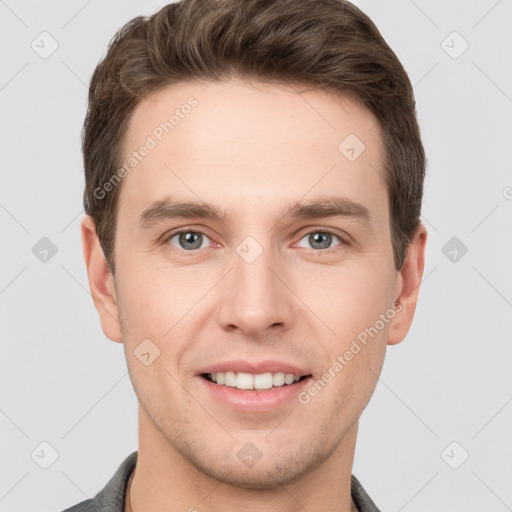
[208,371,305,390]
[237,372,255,390]
[224,371,236,387]
[253,373,273,390]
[273,372,285,387]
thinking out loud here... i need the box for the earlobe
[81,216,123,343]
[387,223,428,346]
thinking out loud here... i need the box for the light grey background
[1,1,511,511]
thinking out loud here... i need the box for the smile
[202,371,310,391]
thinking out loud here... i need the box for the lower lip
[198,375,312,412]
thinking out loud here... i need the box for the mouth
[195,360,313,411]
[200,371,312,391]
[198,370,313,412]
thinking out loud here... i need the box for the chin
[184,444,327,490]
[200,462,312,490]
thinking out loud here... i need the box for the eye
[166,230,212,251]
[164,228,346,253]
[296,230,344,251]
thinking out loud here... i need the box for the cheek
[303,260,392,403]
[116,267,203,379]
[115,262,192,335]
[306,260,394,337]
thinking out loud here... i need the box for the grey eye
[297,231,342,250]
[167,231,210,251]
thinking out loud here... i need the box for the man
[63,0,427,510]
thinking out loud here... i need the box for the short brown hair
[83,0,426,273]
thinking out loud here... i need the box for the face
[86,79,423,489]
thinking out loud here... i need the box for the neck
[128,406,359,512]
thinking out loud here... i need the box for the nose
[217,239,297,338]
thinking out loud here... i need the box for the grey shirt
[60,451,382,512]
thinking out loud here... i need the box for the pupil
[310,232,331,249]
[180,232,202,250]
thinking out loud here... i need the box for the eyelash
[163,227,349,254]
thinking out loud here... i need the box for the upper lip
[196,360,311,377]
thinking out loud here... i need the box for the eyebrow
[139,195,371,228]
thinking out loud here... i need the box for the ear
[81,216,123,343]
[387,223,428,346]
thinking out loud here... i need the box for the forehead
[119,79,388,226]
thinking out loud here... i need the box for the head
[82,0,427,489]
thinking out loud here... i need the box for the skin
[82,79,427,512]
